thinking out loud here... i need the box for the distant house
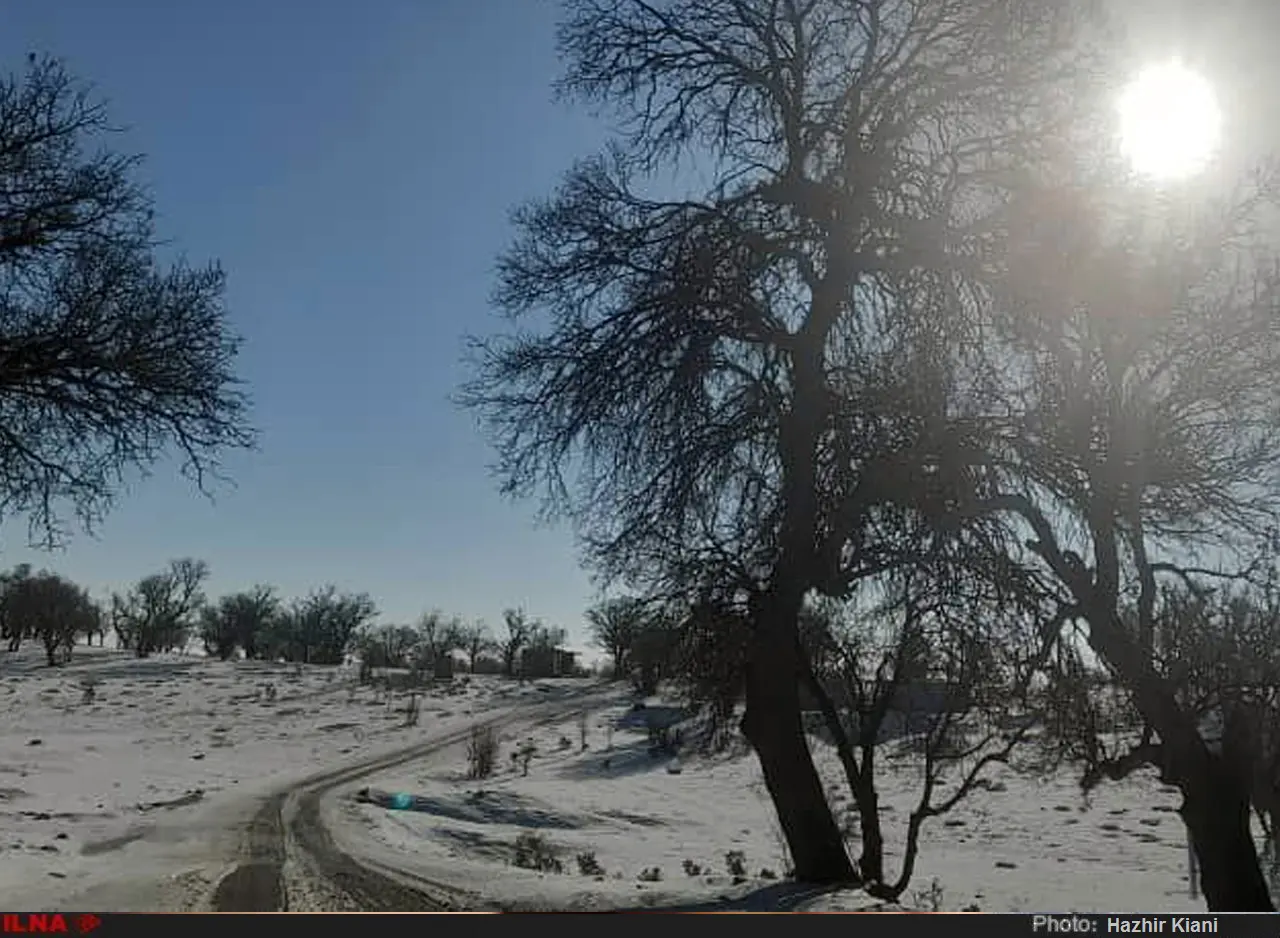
[520,646,578,679]
[432,653,455,682]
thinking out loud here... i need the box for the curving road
[211,697,592,912]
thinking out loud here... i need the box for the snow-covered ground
[0,644,1244,912]
[0,644,584,908]
[334,697,1216,913]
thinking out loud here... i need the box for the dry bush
[576,850,604,876]
[513,831,562,872]
[467,725,498,779]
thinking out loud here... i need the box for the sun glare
[1117,61,1222,182]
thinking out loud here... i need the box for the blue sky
[0,1,606,645]
[3,0,1279,652]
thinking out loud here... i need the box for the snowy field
[0,644,1235,912]
[334,698,1212,913]
[0,645,586,909]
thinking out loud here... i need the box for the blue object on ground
[389,791,413,810]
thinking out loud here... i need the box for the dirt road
[211,695,596,912]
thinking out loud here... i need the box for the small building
[520,646,578,679]
[432,653,455,682]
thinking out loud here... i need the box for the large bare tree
[0,55,253,547]
[463,0,1107,881]
[947,160,1280,910]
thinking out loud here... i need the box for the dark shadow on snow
[553,736,680,781]
[605,881,856,912]
[355,787,587,830]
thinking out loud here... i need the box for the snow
[0,645,584,909]
[329,697,1217,913]
[0,645,1249,912]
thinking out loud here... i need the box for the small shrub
[557,735,572,751]
[724,850,747,879]
[513,831,562,873]
[682,859,703,877]
[638,867,662,882]
[467,725,498,779]
[576,851,605,876]
[910,878,946,913]
[759,868,777,880]
[517,740,537,776]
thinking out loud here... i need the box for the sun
[1117,61,1222,182]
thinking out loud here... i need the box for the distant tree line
[0,554,587,681]
[0,558,377,666]
[351,606,575,679]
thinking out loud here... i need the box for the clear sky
[0,0,606,645]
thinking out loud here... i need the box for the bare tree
[352,622,420,669]
[801,575,1056,899]
[0,563,32,651]
[1051,583,1280,892]
[412,610,463,672]
[630,611,681,695]
[0,56,254,548]
[112,558,209,657]
[940,151,1280,909]
[200,585,279,660]
[458,620,493,673]
[586,597,647,680]
[499,607,534,678]
[461,0,1105,881]
[275,587,376,665]
[5,570,99,666]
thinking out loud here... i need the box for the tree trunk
[855,747,886,885]
[1083,605,1272,911]
[735,300,857,884]
[1182,771,1273,911]
[800,657,886,883]
[741,594,856,885]
[1128,690,1272,912]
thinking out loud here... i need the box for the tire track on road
[213,692,600,911]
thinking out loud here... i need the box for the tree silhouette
[200,586,278,661]
[0,56,253,547]
[462,0,1107,882]
[499,608,535,678]
[956,161,1280,911]
[5,570,98,665]
[112,558,208,658]
[586,597,648,680]
[458,620,494,673]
